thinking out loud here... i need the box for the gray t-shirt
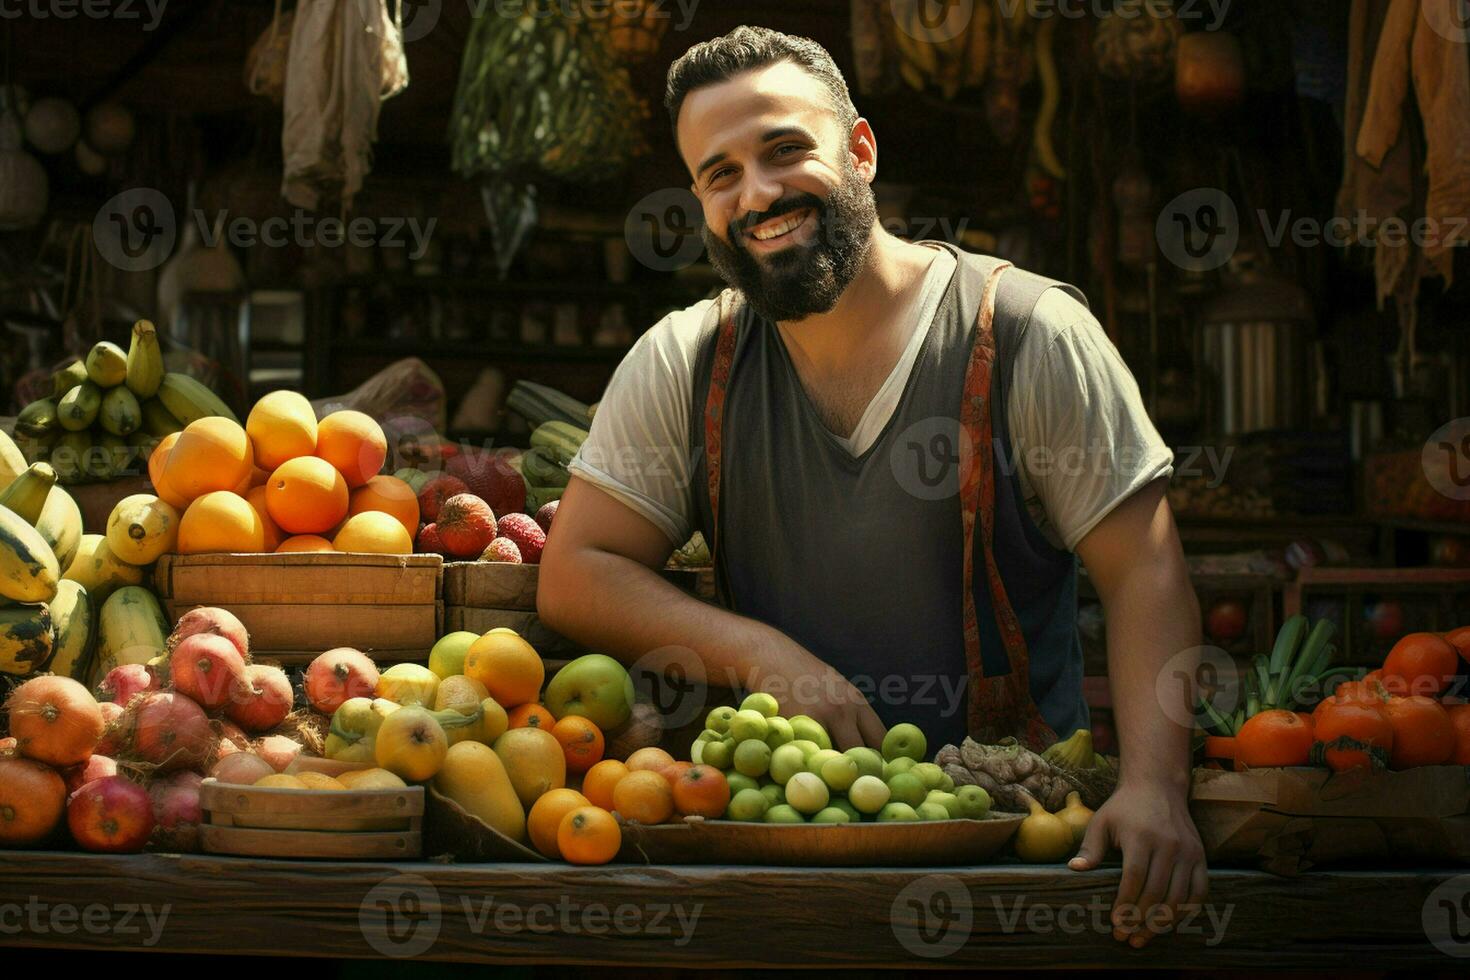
[571,248,1173,554]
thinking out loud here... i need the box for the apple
[740,692,780,718]
[700,736,734,770]
[848,774,891,814]
[68,776,154,853]
[954,785,992,819]
[938,772,956,792]
[764,804,805,824]
[427,631,479,679]
[759,783,785,807]
[844,746,884,780]
[376,662,440,707]
[375,706,449,782]
[784,772,830,814]
[830,798,862,822]
[728,709,769,743]
[764,717,795,748]
[63,755,118,795]
[789,739,820,760]
[1205,599,1248,644]
[911,762,946,791]
[226,664,294,733]
[705,706,736,733]
[881,723,927,762]
[926,790,960,817]
[819,755,859,792]
[690,740,704,764]
[725,771,760,796]
[916,802,951,821]
[885,772,926,808]
[543,654,634,731]
[877,802,919,822]
[811,806,851,824]
[882,756,917,781]
[732,738,772,778]
[725,787,769,821]
[789,716,831,749]
[769,743,807,784]
[805,748,841,776]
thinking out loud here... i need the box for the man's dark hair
[664,26,859,144]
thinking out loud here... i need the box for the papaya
[106,494,181,566]
[61,534,145,603]
[36,485,83,574]
[0,603,54,676]
[0,463,56,524]
[96,585,169,670]
[433,740,527,842]
[0,427,30,490]
[46,580,95,682]
[0,505,60,604]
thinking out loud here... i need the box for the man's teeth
[751,211,807,241]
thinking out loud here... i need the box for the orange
[1449,705,1470,765]
[557,805,621,865]
[612,769,674,824]
[177,491,265,554]
[266,456,348,534]
[1234,709,1313,768]
[276,535,335,553]
[659,760,693,785]
[551,716,604,774]
[148,433,188,510]
[1382,632,1460,698]
[333,511,412,555]
[508,703,556,730]
[1381,696,1455,769]
[246,485,284,552]
[247,390,318,470]
[580,759,628,811]
[527,787,590,859]
[672,765,730,818]
[1444,626,1470,665]
[462,629,544,709]
[349,475,420,538]
[315,410,387,488]
[624,747,675,774]
[248,466,270,488]
[163,417,254,503]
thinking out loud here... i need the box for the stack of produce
[408,456,550,565]
[12,321,232,484]
[506,379,593,513]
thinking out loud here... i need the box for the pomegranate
[436,493,497,558]
[447,448,526,520]
[64,754,119,795]
[255,734,302,772]
[534,499,558,534]
[495,513,545,564]
[169,606,250,661]
[226,664,294,733]
[416,522,446,556]
[6,675,104,767]
[171,632,248,711]
[0,757,67,847]
[211,751,274,785]
[67,775,154,853]
[148,771,203,852]
[129,692,213,772]
[95,702,125,756]
[417,474,468,523]
[96,663,158,705]
[304,648,380,715]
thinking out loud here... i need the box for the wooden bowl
[423,785,546,862]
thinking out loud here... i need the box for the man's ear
[850,118,877,181]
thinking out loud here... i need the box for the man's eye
[774,144,803,157]
[710,167,734,182]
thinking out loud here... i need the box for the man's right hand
[749,648,888,751]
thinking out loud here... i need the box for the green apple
[426,631,478,679]
[882,756,917,781]
[911,762,946,791]
[764,804,806,824]
[819,755,859,793]
[325,697,387,762]
[829,798,862,822]
[805,748,841,776]
[690,740,705,764]
[789,739,820,760]
[729,709,770,743]
[724,771,760,796]
[925,790,960,817]
[733,738,772,777]
[764,717,794,748]
[881,722,927,762]
[789,716,831,750]
[847,774,891,814]
[784,772,830,814]
[542,654,634,731]
[885,772,926,808]
[726,787,769,821]
[843,746,884,780]
[916,802,951,821]
[954,785,992,819]
[877,802,920,822]
[706,706,736,733]
[811,806,851,824]
[701,736,734,770]
[759,783,785,808]
[769,743,807,785]
[740,692,780,718]
[938,773,955,792]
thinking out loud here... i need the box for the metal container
[1196,267,1314,435]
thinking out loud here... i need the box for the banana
[14,398,59,440]
[96,433,133,480]
[50,431,90,484]
[52,360,88,399]
[156,372,239,425]
[62,533,145,603]
[100,385,142,437]
[0,430,27,492]
[57,381,102,432]
[46,579,95,682]
[125,319,164,398]
[36,485,82,574]
[0,603,54,677]
[140,398,184,438]
[82,436,117,482]
[0,503,61,604]
[0,462,57,524]
[86,341,128,387]
[1033,15,1066,180]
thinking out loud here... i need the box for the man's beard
[701,162,877,323]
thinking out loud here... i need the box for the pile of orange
[152,391,417,556]
[582,747,731,825]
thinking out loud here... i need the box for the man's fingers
[1131,848,1175,944]
[1188,859,1209,910]
[856,703,887,750]
[1111,840,1148,939]
[1160,862,1194,931]
[829,715,863,752]
[1068,809,1111,870]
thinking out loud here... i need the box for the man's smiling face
[677,61,877,323]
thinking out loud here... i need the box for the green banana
[57,382,102,432]
[85,341,128,387]
[156,372,238,425]
[52,361,88,399]
[125,319,164,398]
[14,398,59,439]
[0,462,57,524]
[99,386,142,437]
[51,431,91,484]
[140,398,184,438]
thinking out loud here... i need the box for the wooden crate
[1282,567,1470,666]
[198,778,424,859]
[154,553,443,665]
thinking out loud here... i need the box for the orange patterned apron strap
[703,291,741,563]
[960,263,1058,752]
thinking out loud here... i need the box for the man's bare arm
[537,476,886,748]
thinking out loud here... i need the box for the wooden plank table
[2,851,1465,968]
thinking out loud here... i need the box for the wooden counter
[1,851,1463,968]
